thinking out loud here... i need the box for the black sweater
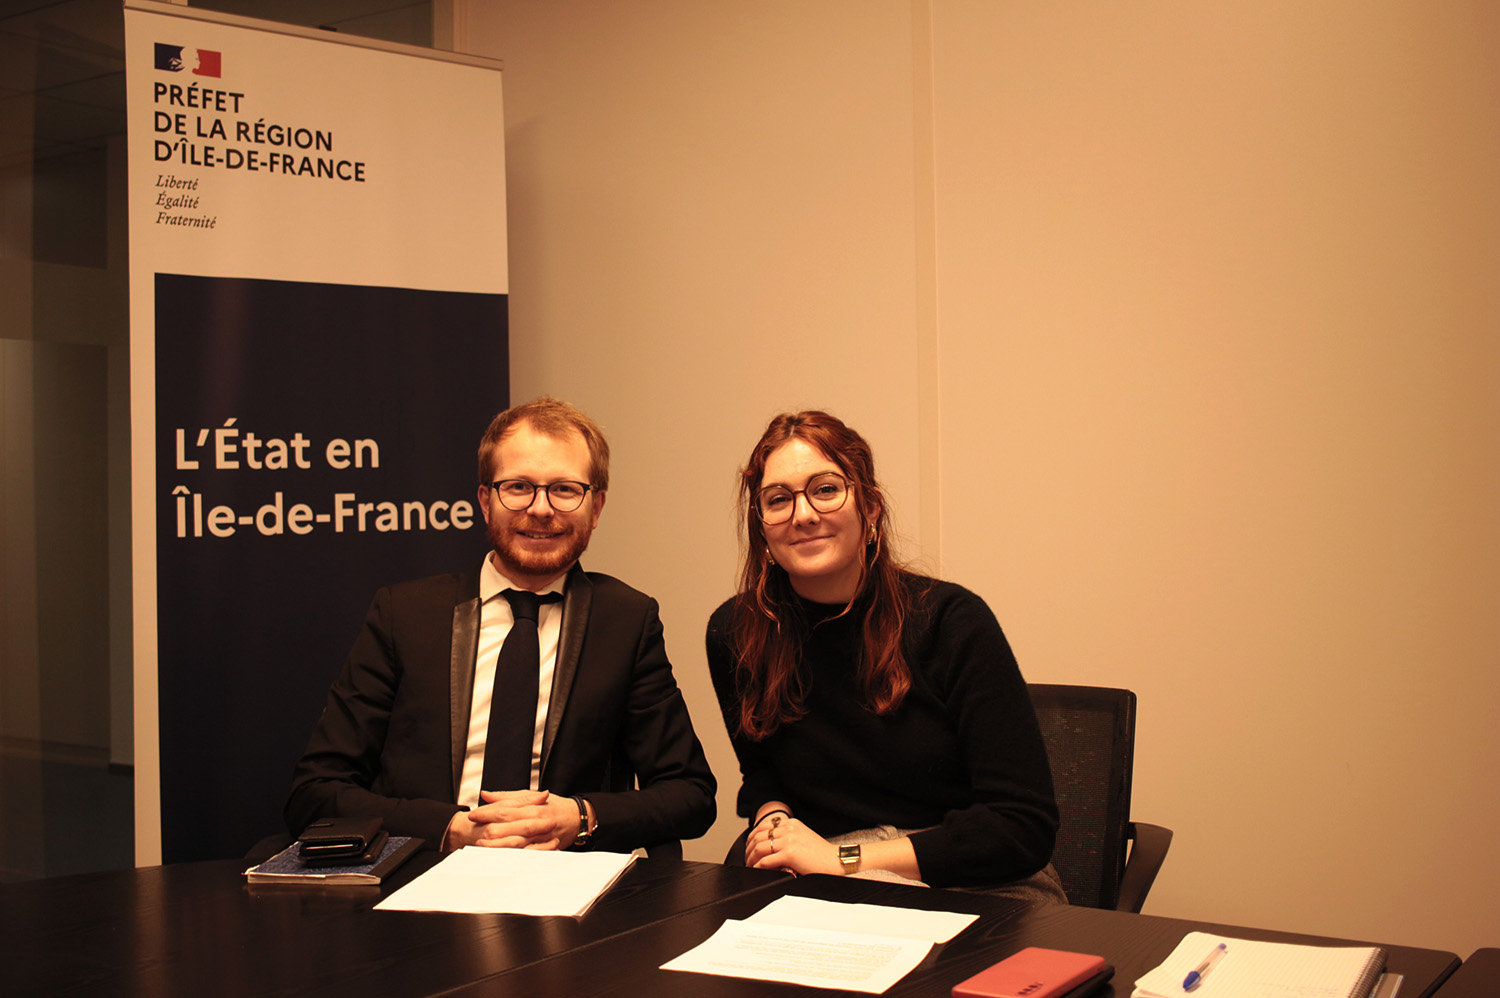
[705,574,1058,888]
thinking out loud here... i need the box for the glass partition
[0,0,434,881]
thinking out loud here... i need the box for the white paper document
[661,919,934,993]
[749,895,978,943]
[661,897,979,993]
[373,846,635,915]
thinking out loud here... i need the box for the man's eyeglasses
[754,472,853,524]
[488,479,596,512]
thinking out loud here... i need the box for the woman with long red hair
[707,410,1064,901]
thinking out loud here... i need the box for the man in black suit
[286,398,715,853]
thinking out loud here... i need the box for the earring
[765,546,777,567]
[868,523,877,543]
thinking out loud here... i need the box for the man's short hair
[477,396,611,490]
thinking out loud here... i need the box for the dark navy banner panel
[155,274,507,861]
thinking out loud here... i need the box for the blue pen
[1183,942,1228,991]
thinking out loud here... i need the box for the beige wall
[469,1,1500,955]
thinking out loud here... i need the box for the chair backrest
[1027,684,1136,909]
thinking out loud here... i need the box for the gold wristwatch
[838,843,861,874]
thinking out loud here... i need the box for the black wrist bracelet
[571,795,593,849]
[751,809,791,829]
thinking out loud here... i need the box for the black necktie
[481,589,563,793]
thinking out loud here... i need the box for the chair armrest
[644,840,683,861]
[1116,821,1173,913]
[723,828,749,866]
[244,833,295,863]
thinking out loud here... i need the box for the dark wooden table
[0,854,777,998]
[447,872,1461,997]
[1432,948,1500,997]
[1,857,1464,998]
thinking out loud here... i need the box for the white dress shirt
[456,554,566,808]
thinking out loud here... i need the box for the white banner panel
[125,0,507,863]
[126,3,506,291]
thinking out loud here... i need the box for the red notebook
[952,947,1111,998]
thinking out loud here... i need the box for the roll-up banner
[124,1,508,863]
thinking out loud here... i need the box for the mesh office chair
[1028,684,1172,912]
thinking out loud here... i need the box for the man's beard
[487,514,594,582]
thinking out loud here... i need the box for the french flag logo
[155,43,222,78]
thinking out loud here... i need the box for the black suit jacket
[285,563,715,853]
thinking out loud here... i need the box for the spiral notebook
[1133,932,1386,998]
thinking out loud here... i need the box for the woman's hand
[744,813,842,876]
